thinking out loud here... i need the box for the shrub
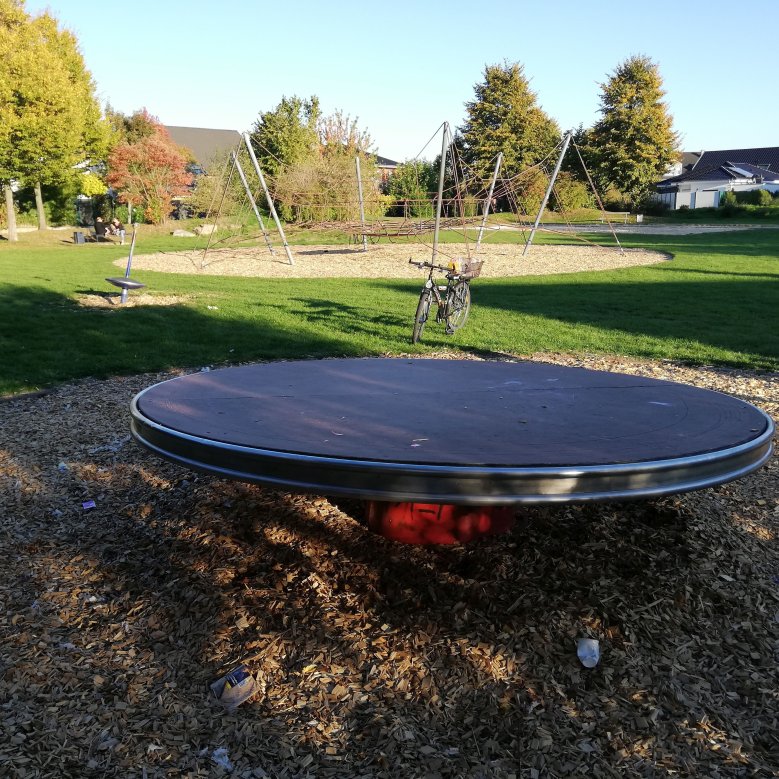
[460,196,480,218]
[753,188,773,206]
[384,160,437,218]
[550,172,594,212]
[718,190,740,217]
[273,153,383,224]
[640,200,669,216]
[602,186,629,211]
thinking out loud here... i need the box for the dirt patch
[123,242,670,279]
[0,353,776,777]
[76,292,190,309]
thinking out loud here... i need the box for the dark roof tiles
[695,146,779,174]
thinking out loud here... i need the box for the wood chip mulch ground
[123,242,669,279]
[1,352,777,778]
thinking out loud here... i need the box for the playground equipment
[130,358,773,545]
[105,225,144,304]
[198,133,294,267]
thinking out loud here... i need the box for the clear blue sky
[25,0,779,161]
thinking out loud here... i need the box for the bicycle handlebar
[408,259,453,274]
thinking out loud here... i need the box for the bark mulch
[123,243,669,279]
[1,353,777,778]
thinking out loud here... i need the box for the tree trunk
[34,181,47,230]
[3,184,18,242]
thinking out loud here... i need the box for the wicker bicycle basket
[459,258,483,279]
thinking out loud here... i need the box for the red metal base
[365,501,514,545]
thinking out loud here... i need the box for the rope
[201,152,238,267]
[571,138,624,255]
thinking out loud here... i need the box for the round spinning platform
[130,358,773,505]
[105,277,145,290]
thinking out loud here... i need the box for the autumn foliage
[106,112,192,223]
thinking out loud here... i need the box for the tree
[0,1,109,232]
[459,62,561,184]
[249,96,320,178]
[588,55,679,207]
[0,0,26,240]
[106,111,193,224]
[318,109,374,157]
[259,104,379,224]
[385,160,437,218]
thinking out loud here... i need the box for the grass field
[0,225,777,395]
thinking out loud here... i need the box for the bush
[550,172,594,212]
[460,196,480,218]
[718,190,741,217]
[602,186,629,211]
[273,153,383,224]
[640,200,669,216]
[14,183,80,226]
[384,160,437,218]
[732,189,773,206]
[753,189,773,206]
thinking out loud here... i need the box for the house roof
[657,161,779,188]
[693,146,779,175]
[375,154,398,168]
[165,126,398,171]
[164,126,241,168]
[681,151,702,172]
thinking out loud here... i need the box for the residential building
[654,146,779,209]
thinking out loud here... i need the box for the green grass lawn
[0,226,777,395]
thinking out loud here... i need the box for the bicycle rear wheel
[412,288,433,344]
[446,281,471,332]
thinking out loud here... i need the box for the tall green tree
[0,0,109,232]
[459,62,561,184]
[249,95,320,178]
[588,55,679,207]
[0,0,28,240]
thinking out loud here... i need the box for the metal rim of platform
[130,392,774,505]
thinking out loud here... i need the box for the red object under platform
[365,501,515,545]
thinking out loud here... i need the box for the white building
[654,146,779,209]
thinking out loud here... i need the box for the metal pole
[476,151,503,251]
[120,224,138,304]
[355,155,368,252]
[522,131,572,256]
[233,151,275,255]
[432,122,450,262]
[243,132,294,265]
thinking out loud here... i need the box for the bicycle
[408,257,483,344]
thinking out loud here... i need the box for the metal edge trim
[130,396,774,505]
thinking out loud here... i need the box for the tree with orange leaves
[106,110,192,224]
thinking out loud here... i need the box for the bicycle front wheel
[412,288,433,344]
[446,281,471,332]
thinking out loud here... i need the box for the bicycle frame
[410,259,472,343]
